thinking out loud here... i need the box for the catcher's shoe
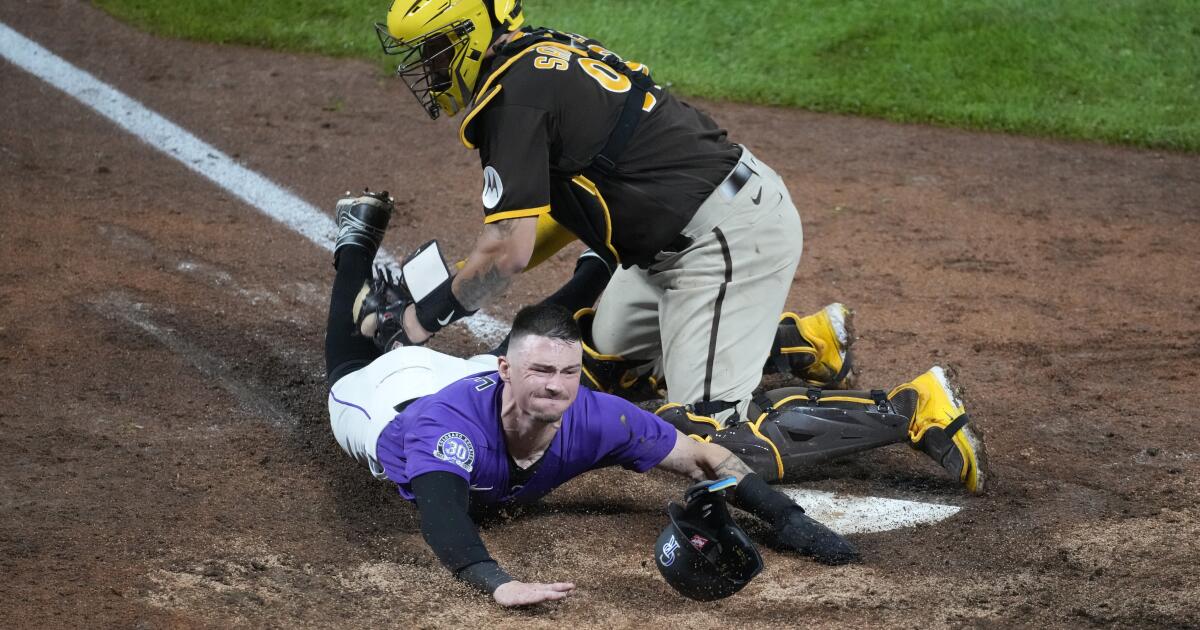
[888,366,987,493]
[333,189,394,266]
[766,303,856,389]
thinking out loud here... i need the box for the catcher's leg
[653,149,803,425]
[586,301,858,400]
[586,264,666,397]
[658,367,987,492]
[656,390,906,482]
[576,306,664,401]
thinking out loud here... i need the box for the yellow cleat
[889,366,987,493]
[768,303,857,389]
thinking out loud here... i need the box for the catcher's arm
[524,213,577,271]
[454,216,538,308]
[401,217,537,343]
[454,212,574,272]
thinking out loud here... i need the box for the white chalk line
[0,21,507,345]
[1,21,963,532]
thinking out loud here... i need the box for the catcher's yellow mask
[375,0,525,119]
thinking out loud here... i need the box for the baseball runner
[364,0,876,429]
[325,193,858,606]
[359,0,986,491]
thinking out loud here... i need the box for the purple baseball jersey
[374,372,678,505]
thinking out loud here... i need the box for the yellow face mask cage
[375,0,526,119]
[375,20,479,119]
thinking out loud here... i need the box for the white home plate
[780,488,961,535]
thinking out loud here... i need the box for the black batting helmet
[654,478,764,601]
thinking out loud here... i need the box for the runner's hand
[493,580,576,607]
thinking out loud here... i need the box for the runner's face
[505,335,582,423]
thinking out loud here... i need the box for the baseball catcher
[366,0,913,435]
[325,193,857,606]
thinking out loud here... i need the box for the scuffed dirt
[1,1,1198,627]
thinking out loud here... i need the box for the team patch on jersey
[481,165,503,209]
[434,432,476,472]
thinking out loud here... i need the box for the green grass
[92,0,1200,151]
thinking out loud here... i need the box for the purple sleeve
[588,392,678,472]
[402,409,483,485]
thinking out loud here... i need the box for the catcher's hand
[354,264,424,351]
[775,507,859,566]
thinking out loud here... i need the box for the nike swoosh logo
[751,187,763,205]
[437,311,456,326]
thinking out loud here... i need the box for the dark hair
[509,304,581,346]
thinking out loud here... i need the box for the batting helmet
[375,0,525,119]
[654,478,764,601]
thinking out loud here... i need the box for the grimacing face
[499,334,583,423]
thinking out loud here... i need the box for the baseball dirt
[1,2,1198,628]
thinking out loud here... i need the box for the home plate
[779,488,961,535]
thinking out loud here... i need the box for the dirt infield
[2,2,1199,628]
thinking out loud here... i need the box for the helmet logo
[659,534,681,567]
[481,165,504,209]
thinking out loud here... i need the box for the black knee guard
[575,308,662,401]
[655,403,724,439]
[712,388,909,483]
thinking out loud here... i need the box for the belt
[717,161,755,201]
[659,159,756,255]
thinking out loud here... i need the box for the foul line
[1,21,965,533]
[0,21,507,344]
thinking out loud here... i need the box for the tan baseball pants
[591,146,803,421]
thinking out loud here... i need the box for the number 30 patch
[434,432,475,472]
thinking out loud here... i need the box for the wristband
[456,560,514,594]
[731,473,799,526]
[414,277,476,333]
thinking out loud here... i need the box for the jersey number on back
[533,44,658,112]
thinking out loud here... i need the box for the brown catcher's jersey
[459,28,741,268]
